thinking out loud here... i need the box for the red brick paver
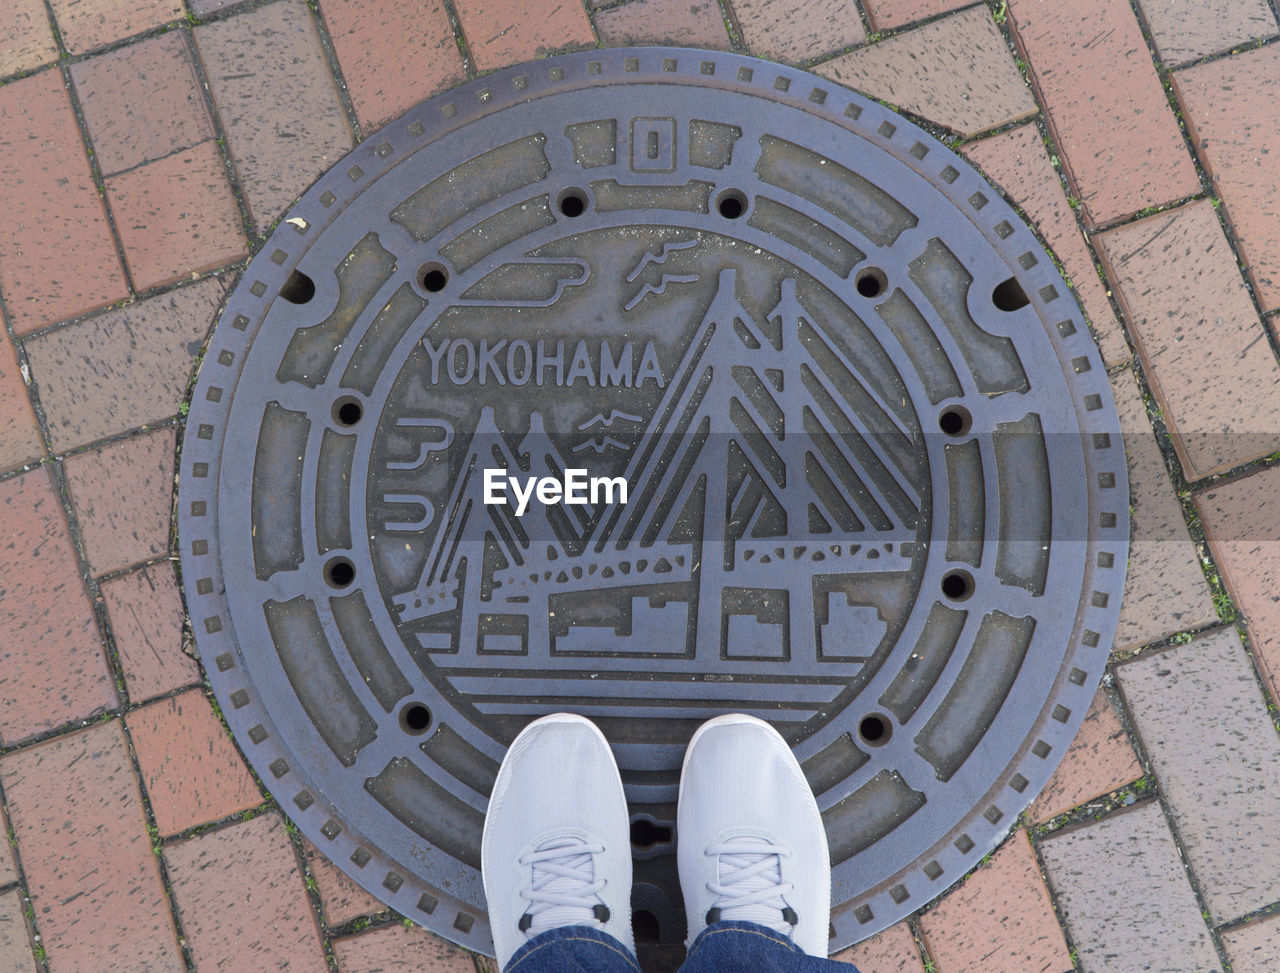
[1097,200,1280,480]
[0,722,183,971]
[1008,0,1199,228]
[1137,0,1277,68]
[0,0,57,77]
[0,314,42,475]
[454,0,596,72]
[25,275,227,454]
[1118,628,1280,923]
[731,0,865,64]
[1175,46,1280,312]
[919,829,1070,973]
[861,0,973,31]
[1197,465,1280,701]
[71,31,215,178]
[166,812,329,972]
[0,71,127,336]
[1108,369,1217,649]
[831,921,923,971]
[319,0,465,132]
[332,921,478,972]
[816,7,1036,139]
[0,889,36,973]
[192,0,250,15]
[1029,687,1142,824]
[0,467,115,745]
[195,0,353,233]
[963,123,1128,367]
[1038,803,1221,973]
[1222,913,1280,973]
[127,689,264,836]
[63,425,178,577]
[303,838,385,926]
[101,562,201,703]
[48,0,183,54]
[595,0,730,50]
[106,141,247,291]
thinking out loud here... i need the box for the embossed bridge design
[178,48,1128,966]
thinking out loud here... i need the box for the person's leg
[502,926,640,973]
[482,713,637,973]
[675,714,858,973]
[679,920,860,973]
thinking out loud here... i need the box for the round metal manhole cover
[179,47,1128,961]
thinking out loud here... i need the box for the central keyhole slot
[630,817,673,850]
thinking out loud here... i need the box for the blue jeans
[503,920,860,973]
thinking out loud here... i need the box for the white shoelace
[704,835,797,933]
[518,835,609,937]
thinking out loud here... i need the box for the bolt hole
[324,556,356,589]
[716,189,747,220]
[858,713,892,747]
[938,405,971,437]
[992,276,1030,311]
[280,269,315,304]
[557,188,588,218]
[630,818,673,850]
[417,262,448,293]
[332,396,363,427]
[633,909,660,945]
[941,569,975,602]
[854,267,888,299]
[399,702,432,735]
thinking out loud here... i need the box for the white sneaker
[677,714,831,956]
[482,713,635,968]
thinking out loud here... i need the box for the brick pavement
[1,1,1279,971]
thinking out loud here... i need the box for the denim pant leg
[503,926,642,973]
[679,921,861,973]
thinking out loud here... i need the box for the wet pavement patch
[178,47,1128,964]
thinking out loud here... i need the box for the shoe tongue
[526,838,597,936]
[716,836,787,931]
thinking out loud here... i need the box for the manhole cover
[179,47,1127,961]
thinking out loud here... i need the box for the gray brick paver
[1118,628,1280,923]
[1110,369,1217,649]
[815,7,1037,139]
[0,889,36,973]
[193,0,353,233]
[1221,913,1280,972]
[1039,802,1222,973]
[25,275,227,453]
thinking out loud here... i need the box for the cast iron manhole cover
[179,47,1128,961]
